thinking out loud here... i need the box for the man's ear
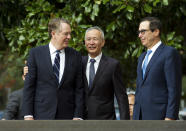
[102,39,105,47]
[154,29,160,37]
[51,30,56,38]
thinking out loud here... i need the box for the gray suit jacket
[3,88,23,120]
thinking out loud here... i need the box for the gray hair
[48,18,70,38]
[85,26,105,40]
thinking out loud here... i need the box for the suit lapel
[142,43,165,82]
[82,56,89,95]
[137,52,146,87]
[44,44,58,84]
[82,56,89,88]
[89,54,108,93]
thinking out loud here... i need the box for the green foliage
[1,0,186,90]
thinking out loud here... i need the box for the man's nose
[67,34,71,39]
[89,39,94,44]
[138,33,142,38]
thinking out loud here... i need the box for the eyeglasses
[137,29,151,35]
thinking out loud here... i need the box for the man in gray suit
[2,71,25,120]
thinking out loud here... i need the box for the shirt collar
[49,42,64,55]
[149,40,162,52]
[88,52,102,63]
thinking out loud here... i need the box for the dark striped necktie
[53,50,60,83]
[89,59,96,88]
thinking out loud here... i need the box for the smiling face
[85,29,105,58]
[51,22,71,50]
[138,21,160,49]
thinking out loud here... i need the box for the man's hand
[24,117,34,120]
[73,118,82,120]
[24,66,28,76]
[165,118,174,120]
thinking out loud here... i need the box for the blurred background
[0,0,186,119]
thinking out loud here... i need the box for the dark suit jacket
[3,88,23,120]
[82,54,129,120]
[22,44,84,120]
[133,43,182,120]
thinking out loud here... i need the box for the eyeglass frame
[137,29,154,35]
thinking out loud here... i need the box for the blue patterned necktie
[89,59,96,88]
[53,50,60,83]
[142,50,152,79]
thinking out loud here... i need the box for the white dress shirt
[142,41,162,68]
[49,42,65,83]
[86,52,102,85]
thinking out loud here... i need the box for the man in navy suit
[22,18,84,120]
[133,17,182,120]
[82,26,129,120]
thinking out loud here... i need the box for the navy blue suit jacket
[22,44,84,119]
[133,43,182,120]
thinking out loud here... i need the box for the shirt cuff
[73,117,83,120]
[24,115,33,119]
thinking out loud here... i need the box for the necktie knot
[146,50,152,56]
[90,59,96,63]
[56,50,61,54]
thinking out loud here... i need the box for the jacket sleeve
[21,48,37,117]
[113,62,130,120]
[164,49,182,119]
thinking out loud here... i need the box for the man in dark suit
[22,18,84,120]
[133,17,182,120]
[83,26,129,120]
[2,88,23,120]
[2,73,25,120]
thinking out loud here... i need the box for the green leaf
[57,0,64,3]
[126,13,132,20]
[180,6,186,16]
[132,0,140,3]
[163,0,168,6]
[144,4,152,13]
[126,5,134,13]
[79,25,91,29]
[106,22,115,32]
[167,32,175,41]
[85,5,92,13]
[39,26,47,30]
[103,0,110,4]
[90,14,95,21]
[153,0,160,6]
[113,5,126,13]
[28,12,35,17]
[19,35,25,41]
[95,0,101,5]
[132,48,138,57]
[92,4,99,16]
[76,13,83,23]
